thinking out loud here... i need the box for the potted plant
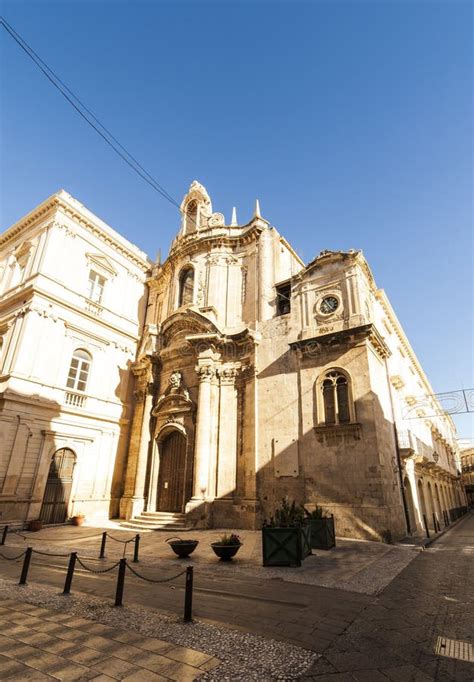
[71,512,86,526]
[210,533,242,561]
[262,498,312,567]
[305,506,336,550]
[166,536,199,558]
[27,519,43,532]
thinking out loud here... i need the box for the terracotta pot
[28,519,43,532]
[71,515,85,526]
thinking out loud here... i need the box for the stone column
[120,363,153,519]
[217,367,238,498]
[406,457,423,532]
[146,438,160,512]
[191,364,215,500]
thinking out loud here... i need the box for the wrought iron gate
[39,448,76,524]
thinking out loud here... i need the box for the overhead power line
[0,16,181,211]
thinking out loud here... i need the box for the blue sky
[1,0,472,439]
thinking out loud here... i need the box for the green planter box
[262,524,312,567]
[308,515,336,550]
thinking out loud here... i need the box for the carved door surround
[148,374,196,513]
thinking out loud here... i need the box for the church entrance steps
[121,511,190,531]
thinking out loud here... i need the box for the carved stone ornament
[157,370,190,403]
[208,212,225,227]
[196,365,215,382]
[218,366,239,384]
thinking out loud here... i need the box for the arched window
[66,349,92,392]
[186,200,198,233]
[178,267,194,307]
[320,370,353,425]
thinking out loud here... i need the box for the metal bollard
[133,534,140,563]
[1,526,8,546]
[183,566,194,622]
[115,558,127,607]
[99,532,107,559]
[63,552,77,595]
[19,547,33,585]
[422,514,430,539]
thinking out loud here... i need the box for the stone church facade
[0,182,467,541]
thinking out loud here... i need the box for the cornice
[1,193,152,273]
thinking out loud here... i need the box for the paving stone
[148,658,203,681]
[0,634,19,652]
[66,646,112,666]
[198,656,221,672]
[122,671,168,681]
[40,640,80,656]
[15,632,59,648]
[164,645,213,667]
[48,661,96,681]
[24,651,68,671]
[109,631,147,646]
[88,656,138,680]
[1,623,32,637]
[135,652,173,673]
[80,636,123,654]
[137,638,175,654]
[54,628,93,644]
[0,654,29,677]
[36,622,67,635]
[10,615,45,627]
[7,667,52,680]
[2,644,42,662]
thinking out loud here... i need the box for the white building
[0,191,150,525]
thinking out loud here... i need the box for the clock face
[320,295,339,315]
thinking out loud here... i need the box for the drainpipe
[384,359,411,535]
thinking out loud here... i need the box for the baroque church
[0,182,467,541]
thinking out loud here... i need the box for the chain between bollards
[115,558,127,607]
[183,566,193,622]
[1,526,8,546]
[19,547,33,585]
[63,552,77,594]
[133,534,140,563]
[99,531,107,559]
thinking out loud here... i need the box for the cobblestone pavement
[0,599,220,680]
[302,512,474,681]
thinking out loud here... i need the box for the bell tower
[179,180,213,236]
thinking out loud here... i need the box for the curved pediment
[161,309,223,348]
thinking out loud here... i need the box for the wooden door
[157,432,186,512]
[40,448,76,524]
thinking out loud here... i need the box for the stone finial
[230,207,238,226]
[254,199,261,218]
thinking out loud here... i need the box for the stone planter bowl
[167,538,199,558]
[210,542,242,561]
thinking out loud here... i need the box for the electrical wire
[0,16,181,210]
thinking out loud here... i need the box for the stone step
[141,512,186,520]
[120,520,190,531]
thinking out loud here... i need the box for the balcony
[85,299,103,316]
[397,429,414,454]
[64,391,87,408]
